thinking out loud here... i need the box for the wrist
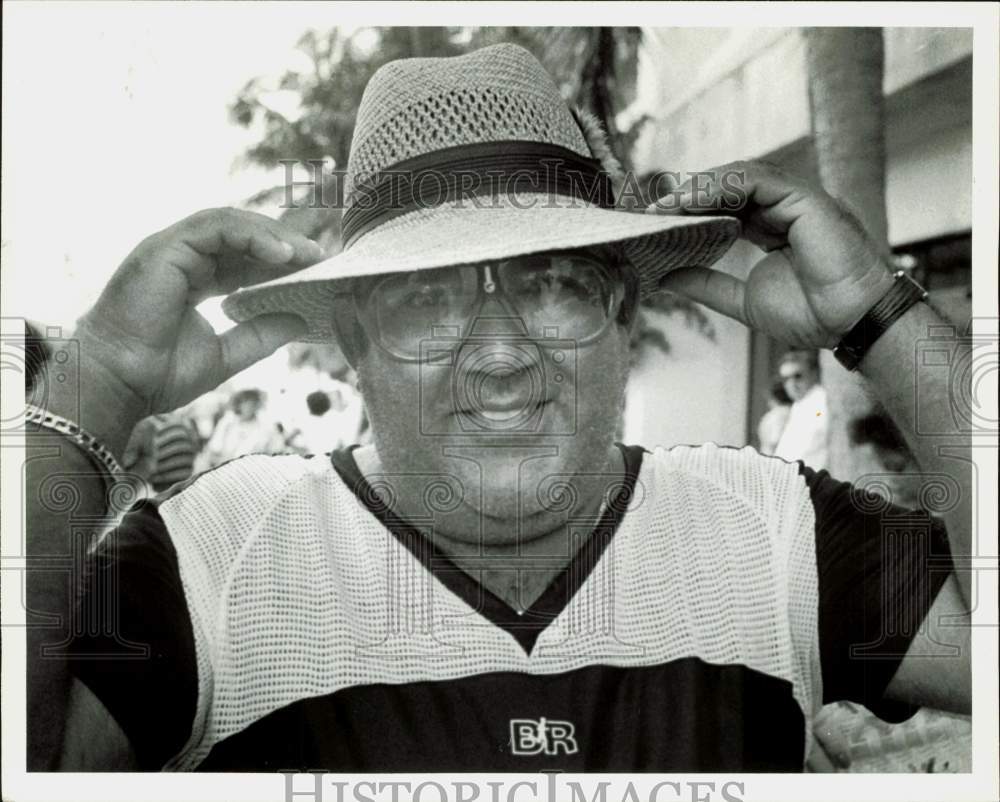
[857,298,935,376]
[832,270,929,371]
[41,329,146,461]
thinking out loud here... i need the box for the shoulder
[156,451,334,519]
[144,452,347,615]
[638,443,819,550]
[646,442,806,495]
[104,453,331,557]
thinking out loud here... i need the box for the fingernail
[279,241,295,257]
[307,239,324,256]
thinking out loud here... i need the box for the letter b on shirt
[509,718,579,756]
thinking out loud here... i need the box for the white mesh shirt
[155,443,823,771]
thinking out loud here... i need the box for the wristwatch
[832,270,929,371]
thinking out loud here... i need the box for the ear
[571,107,625,194]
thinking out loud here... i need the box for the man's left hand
[648,160,894,347]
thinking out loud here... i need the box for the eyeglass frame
[335,247,637,364]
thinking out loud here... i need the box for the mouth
[455,368,550,420]
[472,397,549,421]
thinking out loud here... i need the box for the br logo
[509,717,579,756]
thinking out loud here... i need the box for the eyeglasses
[351,250,628,362]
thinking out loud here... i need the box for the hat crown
[345,44,590,203]
[220,42,741,343]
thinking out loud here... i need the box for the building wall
[623,28,972,451]
[622,304,751,451]
[887,116,972,246]
[623,241,758,450]
[632,27,972,173]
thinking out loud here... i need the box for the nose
[453,316,549,422]
[453,342,548,427]
[456,339,538,386]
[467,293,531,339]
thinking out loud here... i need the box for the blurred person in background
[182,390,230,473]
[202,388,285,467]
[24,320,50,400]
[773,349,829,470]
[274,342,367,449]
[757,378,793,455]
[285,389,355,455]
[184,389,229,446]
[121,413,201,495]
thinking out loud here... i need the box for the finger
[121,435,141,469]
[206,211,323,265]
[156,210,325,300]
[646,161,822,233]
[643,200,689,217]
[218,313,309,379]
[251,212,327,267]
[121,417,154,468]
[658,266,749,326]
[168,208,323,269]
[645,173,694,217]
[219,208,326,267]
[805,740,842,773]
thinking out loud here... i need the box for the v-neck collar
[330,444,645,655]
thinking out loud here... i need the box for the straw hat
[223,43,740,342]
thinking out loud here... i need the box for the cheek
[591,328,631,395]
[357,357,422,439]
[573,327,631,431]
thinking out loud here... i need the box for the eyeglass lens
[370,253,618,357]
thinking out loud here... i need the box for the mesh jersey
[69,443,951,772]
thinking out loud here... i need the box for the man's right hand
[50,208,322,457]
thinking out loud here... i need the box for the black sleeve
[65,500,198,770]
[800,464,954,722]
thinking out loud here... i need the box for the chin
[463,488,572,544]
[452,440,595,507]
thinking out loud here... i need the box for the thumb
[658,267,749,327]
[219,313,308,378]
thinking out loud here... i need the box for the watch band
[833,270,929,371]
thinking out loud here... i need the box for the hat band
[341,141,614,250]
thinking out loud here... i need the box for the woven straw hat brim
[223,194,741,343]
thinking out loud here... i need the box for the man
[773,349,829,469]
[26,44,970,772]
[286,389,363,456]
[201,387,286,467]
[121,412,201,495]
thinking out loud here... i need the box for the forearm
[25,436,110,769]
[26,336,143,767]
[858,301,973,608]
